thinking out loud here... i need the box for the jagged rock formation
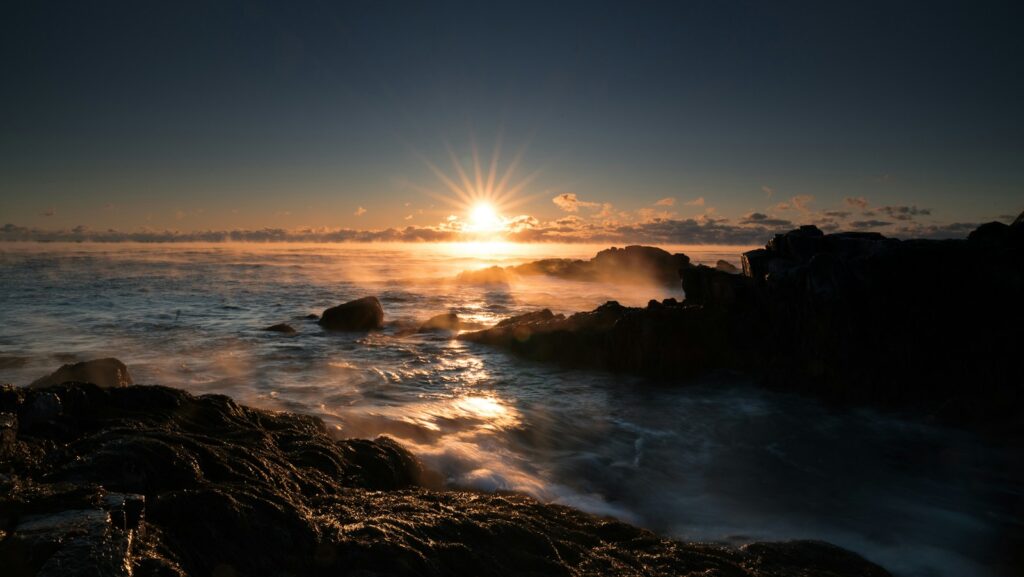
[0,383,890,577]
[461,214,1024,434]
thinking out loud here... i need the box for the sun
[468,202,503,233]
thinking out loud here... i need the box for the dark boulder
[29,358,133,389]
[419,313,461,331]
[262,323,297,334]
[318,297,384,331]
[0,383,890,577]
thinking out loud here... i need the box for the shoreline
[0,381,892,576]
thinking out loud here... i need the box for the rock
[456,245,691,287]
[30,358,133,389]
[262,323,296,334]
[715,259,739,273]
[0,382,890,577]
[318,297,384,331]
[464,218,1024,436]
[494,308,561,328]
[419,313,461,331]
[0,412,16,458]
[455,265,511,285]
[303,313,320,320]
[680,265,750,307]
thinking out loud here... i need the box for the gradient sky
[1,1,1021,241]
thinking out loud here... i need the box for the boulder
[318,297,384,331]
[262,323,297,334]
[419,313,461,331]
[30,358,133,389]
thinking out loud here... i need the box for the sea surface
[0,242,1019,577]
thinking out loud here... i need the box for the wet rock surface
[29,358,133,389]
[0,383,890,577]
[462,214,1024,434]
[318,296,385,331]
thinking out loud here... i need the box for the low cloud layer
[5,193,1004,245]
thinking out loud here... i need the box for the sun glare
[468,202,502,233]
[412,134,543,242]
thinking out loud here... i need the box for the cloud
[774,195,814,212]
[655,197,676,206]
[552,193,599,213]
[739,212,794,227]
[761,185,774,199]
[877,205,931,221]
[844,196,869,209]
[850,219,891,229]
[354,207,367,216]
[41,208,55,217]
[683,197,705,206]
[823,211,851,218]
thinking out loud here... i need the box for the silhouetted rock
[419,313,461,331]
[318,296,384,331]
[303,313,320,320]
[29,357,133,389]
[464,215,1024,435]
[262,323,296,334]
[0,382,890,577]
[457,246,691,287]
[715,259,739,273]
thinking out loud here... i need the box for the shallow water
[0,242,1019,577]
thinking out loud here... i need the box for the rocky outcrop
[318,296,384,331]
[0,383,890,577]
[29,358,133,389]
[462,213,1024,434]
[458,246,690,287]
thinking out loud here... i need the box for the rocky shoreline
[1,382,890,576]
[461,214,1024,435]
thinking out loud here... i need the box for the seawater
[0,242,1019,577]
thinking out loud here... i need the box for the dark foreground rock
[458,245,691,287]
[0,383,890,577]
[29,358,133,389]
[318,296,384,331]
[461,214,1024,434]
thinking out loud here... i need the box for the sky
[1,1,1021,243]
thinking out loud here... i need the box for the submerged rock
[0,383,890,577]
[29,358,133,389]
[262,322,297,334]
[419,312,461,331]
[318,296,384,331]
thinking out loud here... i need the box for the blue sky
[1,1,1021,242]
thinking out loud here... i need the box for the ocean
[0,242,1018,577]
